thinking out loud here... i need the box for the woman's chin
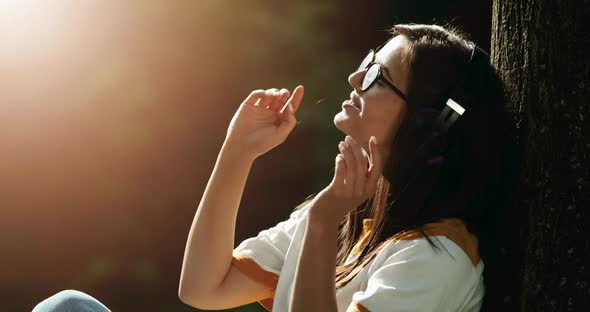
[333,117,352,135]
[333,115,347,130]
[334,110,353,125]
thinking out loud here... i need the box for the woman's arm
[290,210,340,312]
[289,135,383,311]
[178,142,256,303]
[178,87,303,307]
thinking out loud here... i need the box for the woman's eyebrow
[375,56,394,80]
[380,63,394,81]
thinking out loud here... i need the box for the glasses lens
[362,63,379,90]
[357,51,374,72]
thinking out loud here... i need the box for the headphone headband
[436,41,489,131]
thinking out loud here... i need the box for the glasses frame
[356,38,409,102]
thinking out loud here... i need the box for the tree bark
[491,0,590,310]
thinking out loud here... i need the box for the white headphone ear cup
[436,98,466,131]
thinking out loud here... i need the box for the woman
[34,23,515,312]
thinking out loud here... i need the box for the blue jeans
[33,290,111,312]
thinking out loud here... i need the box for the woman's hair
[294,23,518,309]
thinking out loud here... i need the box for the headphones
[413,41,489,165]
[384,42,492,222]
[435,41,491,133]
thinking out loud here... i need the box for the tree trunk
[491,0,590,311]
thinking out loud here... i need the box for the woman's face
[334,35,410,159]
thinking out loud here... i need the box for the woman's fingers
[268,88,290,112]
[331,136,381,207]
[276,89,291,112]
[333,154,346,188]
[338,140,356,188]
[276,85,304,132]
[243,86,302,112]
[345,136,368,194]
[265,88,280,110]
[280,85,304,115]
[256,89,277,108]
[242,89,266,106]
[291,85,304,111]
[367,136,382,191]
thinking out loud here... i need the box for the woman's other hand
[224,86,304,160]
[310,135,384,226]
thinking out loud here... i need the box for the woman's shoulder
[362,235,483,302]
[366,219,484,281]
[381,236,482,272]
[352,217,482,272]
[387,218,482,267]
[349,229,484,312]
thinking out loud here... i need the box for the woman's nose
[348,70,364,91]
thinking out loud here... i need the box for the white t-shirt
[232,203,484,312]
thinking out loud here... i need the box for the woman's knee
[33,289,111,312]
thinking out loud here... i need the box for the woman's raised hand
[310,135,384,226]
[224,86,304,160]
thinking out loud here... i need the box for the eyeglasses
[356,48,409,102]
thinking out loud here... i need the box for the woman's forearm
[290,212,339,312]
[178,142,255,299]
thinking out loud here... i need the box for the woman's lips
[342,100,359,110]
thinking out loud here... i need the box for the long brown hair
[295,23,517,306]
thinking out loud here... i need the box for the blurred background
[0,0,491,311]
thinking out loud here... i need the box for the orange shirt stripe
[231,250,279,310]
[346,301,370,312]
[350,218,480,266]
